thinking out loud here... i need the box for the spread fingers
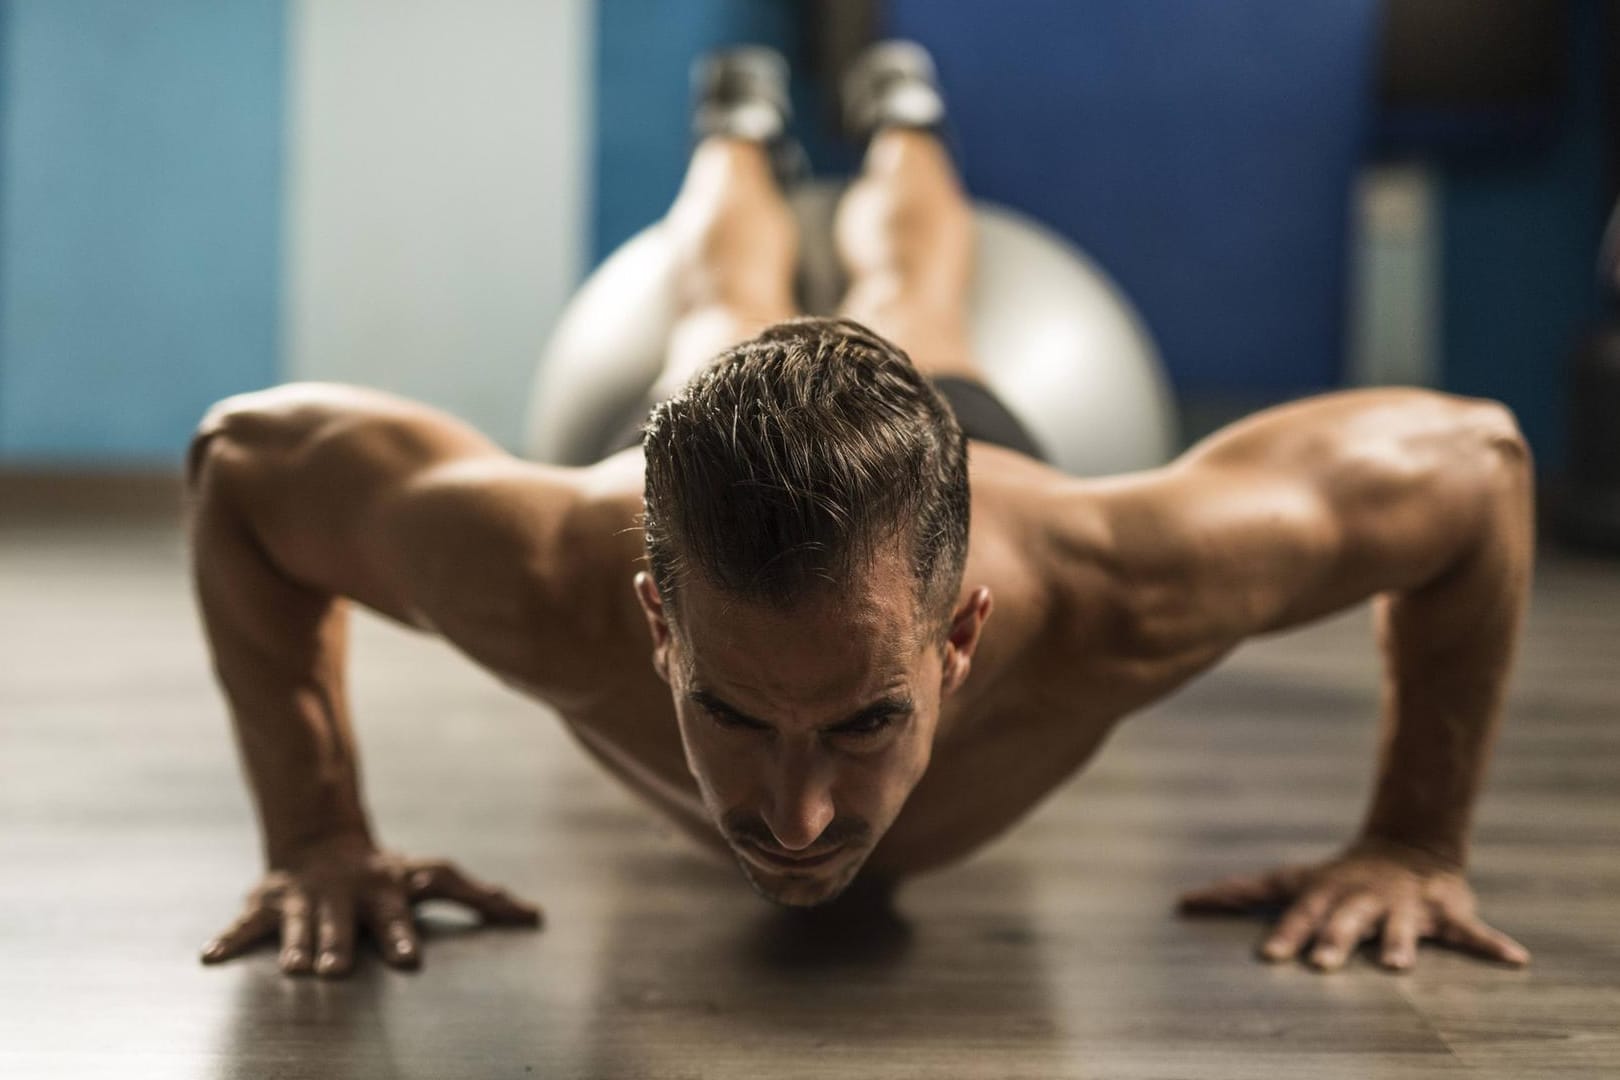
[408,863,542,927]
[1308,893,1385,971]
[1379,903,1424,971]
[201,903,278,965]
[278,888,316,974]
[1178,869,1297,914]
[314,893,356,978]
[1259,889,1338,963]
[1439,913,1531,967]
[362,890,421,970]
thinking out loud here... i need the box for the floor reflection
[569,844,1060,1078]
[735,876,915,972]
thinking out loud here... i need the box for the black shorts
[601,375,1049,464]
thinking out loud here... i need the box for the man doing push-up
[188,44,1533,979]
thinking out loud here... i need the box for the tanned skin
[188,133,1534,979]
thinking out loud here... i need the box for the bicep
[366,458,587,648]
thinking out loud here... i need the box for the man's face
[634,554,989,907]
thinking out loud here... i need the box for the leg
[652,136,801,399]
[834,128,982,381]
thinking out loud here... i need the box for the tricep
[1083,389,1530,656]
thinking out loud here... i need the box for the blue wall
[885,0,1379,397]
[1437,0,1612,473]
[0,0,285,463]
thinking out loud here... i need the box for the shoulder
[409,447,646,618]
[1023,440,1349,667]
[966,446,1146,667]
[1039,389,1527,659]
[385,450,648,704]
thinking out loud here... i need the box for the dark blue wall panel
[0,0,285,463]
[884,1,1379,396]
[1437,0,1612,473]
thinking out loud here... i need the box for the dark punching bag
[1561,203,1620,552]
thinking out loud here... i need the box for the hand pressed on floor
[1177,839,1529,972]
[200,834,542,978]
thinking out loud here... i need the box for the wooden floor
[3,490,1618,1079]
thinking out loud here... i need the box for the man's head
[635,317,992,906]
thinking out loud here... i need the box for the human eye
[830,713,896,739]
[707,707,770,733]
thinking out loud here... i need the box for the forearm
[1359,464,1533,866]
[191,478,374,867]
[215,607,374,867]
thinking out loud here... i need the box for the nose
[760,748,836,851]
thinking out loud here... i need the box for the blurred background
[0,0,1615,529]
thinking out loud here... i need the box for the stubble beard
[732,843,868,908]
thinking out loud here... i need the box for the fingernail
[282,948,306,968]
[316,951,337,973]
[202,940,223,960]
[1313,949,1341,968]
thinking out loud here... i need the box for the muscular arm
[1074,388,1534,968]
[1122,389,1531,853]
[186,383,612,973]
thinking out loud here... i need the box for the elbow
[186,392,263,493]
[187,385,325,493]
[1470,400,1532,475]
[1474,402,1535,532]
[186,401,237,493]
[1452,401,1536,573]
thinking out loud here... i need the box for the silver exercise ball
[524,181,1176,476]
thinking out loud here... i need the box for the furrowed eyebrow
[689,689,765,726]
[688,689,913,730]
[833,696,915,729]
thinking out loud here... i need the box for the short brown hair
[641,317,969,633]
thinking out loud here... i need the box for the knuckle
[1319,922,1353,945]
[1288,900,1326,925]
[380,889,411,912]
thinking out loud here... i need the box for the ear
[633,571,674,684]
[940,586,992,697]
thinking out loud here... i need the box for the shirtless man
[187,46,1533,980]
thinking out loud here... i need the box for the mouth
[738,840,849,873]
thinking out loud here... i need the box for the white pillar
[284,0,591,449]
